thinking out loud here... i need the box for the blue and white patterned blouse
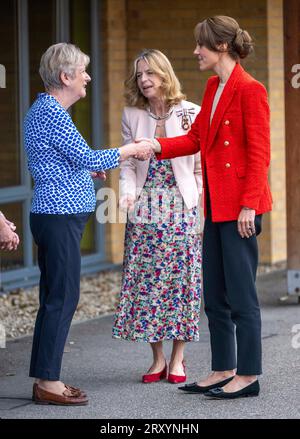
[24,93,120,214]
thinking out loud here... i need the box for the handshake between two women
[91,139,158,181]
[119,138,158,162]
[118,138,162,213]
[91,139,155,181]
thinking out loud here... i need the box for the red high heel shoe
[168,360,186,384]
[142,363,168,383]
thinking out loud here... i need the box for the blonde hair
[194,16,254,60]
[39,43,90,91]
[124,49,186,108]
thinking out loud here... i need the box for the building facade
[0,0,290,291]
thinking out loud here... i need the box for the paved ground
[0,270,299,419]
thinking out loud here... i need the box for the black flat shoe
[178,376,234,393]
[204,380,260,399]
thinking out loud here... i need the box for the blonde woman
[112,49,203,384]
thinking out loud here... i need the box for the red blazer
[157,63,273,222]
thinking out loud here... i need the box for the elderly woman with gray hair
[24,43,152,406]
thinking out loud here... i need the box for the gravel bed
[0,262,286,340]
[0,270,122,340]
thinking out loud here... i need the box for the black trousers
[203,210,262,375]
[29,212,90,380]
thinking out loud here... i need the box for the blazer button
[224,140,230,146]
[225,163,231,168]
[224,120,230,125]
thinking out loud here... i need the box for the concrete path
[0,270,299,419]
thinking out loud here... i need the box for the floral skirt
[112,210,202,342]
[113,157,202,342]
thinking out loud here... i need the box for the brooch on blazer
[176,108,195,131]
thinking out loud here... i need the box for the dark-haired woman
[147,16,272,399]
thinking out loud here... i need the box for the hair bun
[236,28,244,37]
[232,27,254,59]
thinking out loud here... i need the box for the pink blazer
[119,100,202,210]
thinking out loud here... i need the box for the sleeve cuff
[153,138,162,153]
[115,148,121,166]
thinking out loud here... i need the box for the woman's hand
[0,211,16,231]
[0,224,20,251]
[119,141,154,161]
[119,195,135,212]
[5,219,16,231]
[237,207,256,238]
[0,212,19,251]
[90,171,107,181]
[135,138,161,153]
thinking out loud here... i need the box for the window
[0,0,108,291]
[0,0,21,188]
[28,0,56,104]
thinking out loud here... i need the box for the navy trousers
[203,209,263,375]
[29,212,90,380]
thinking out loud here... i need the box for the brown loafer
[65,384,87,397]
[35,385,88,406]
[32,383,87,401]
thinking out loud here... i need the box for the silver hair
[39,43,90,91]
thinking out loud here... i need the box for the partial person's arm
[119,109,138,203]
[240,81,270,210]
[0,212,19,251]
[155,112,201,159]
[47,106,151,171]
[0,212,16,231]
[237,81,270,238]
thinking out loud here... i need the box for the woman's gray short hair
[39,43,90,91]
